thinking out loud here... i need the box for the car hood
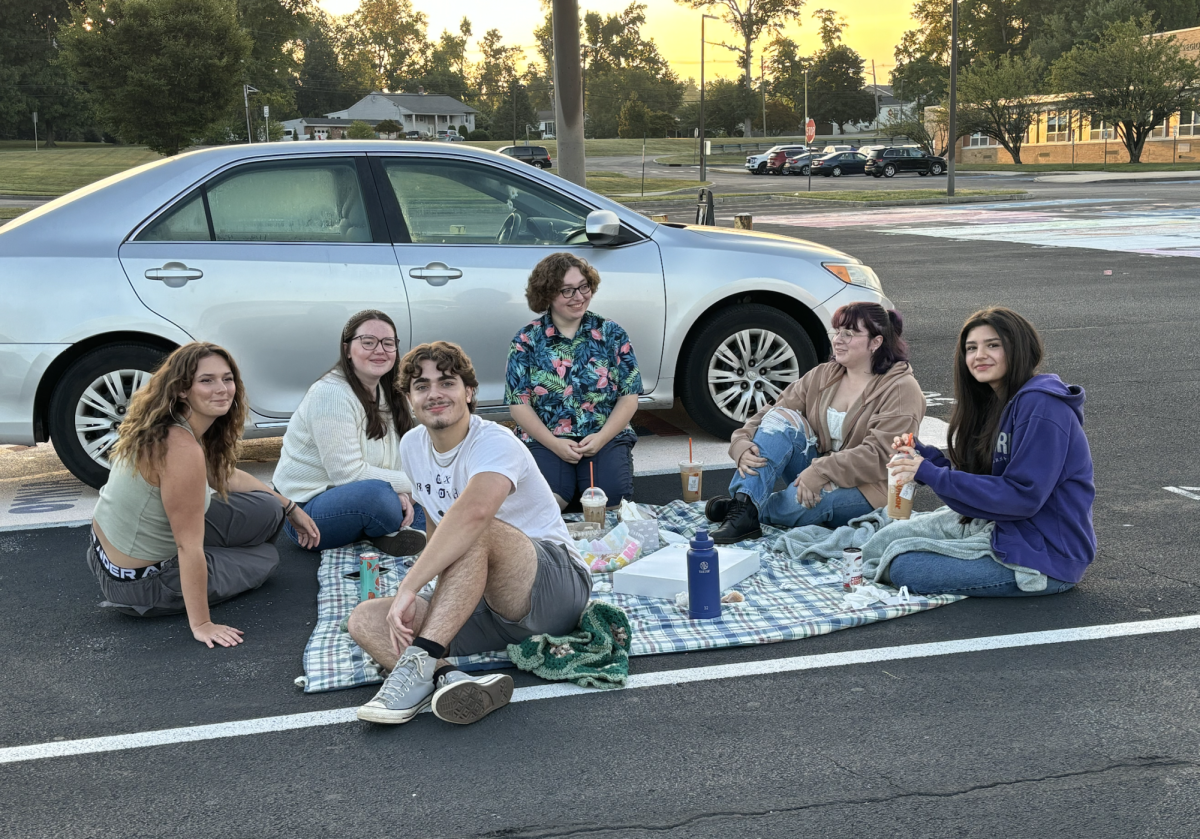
[670,224,861,261]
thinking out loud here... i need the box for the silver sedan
[0,141,890,487]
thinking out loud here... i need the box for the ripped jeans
[727,407,873,529]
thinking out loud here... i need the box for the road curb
[621,191,1029,209]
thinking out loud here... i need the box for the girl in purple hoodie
[886,307,1096,597]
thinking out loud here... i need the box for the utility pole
[947,0,958,197]
[871,59,880,133]
[761,54,767,138]
[32,110,38,151]
[243,85,259,144]
[552,0,585,186]
[699,13,718,181]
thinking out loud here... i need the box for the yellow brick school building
[954,25,1200,164]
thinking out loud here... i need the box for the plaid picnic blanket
[298,501,963,693]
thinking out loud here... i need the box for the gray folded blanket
[773,507,999,585]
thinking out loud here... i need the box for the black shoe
[369,528,427,557]
[710,494,761,544]
[705,495,732,523]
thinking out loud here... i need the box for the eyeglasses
[348,335,398,352]
[560,284,594,300]
[831,329,863,343]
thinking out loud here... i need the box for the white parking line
[4,614,1199,766]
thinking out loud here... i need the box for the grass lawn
[545,170,706,196]
[0,144,160,195]
[0,207,30,221]
[788,188,1025,202]
[655,153,752,165]
[958,161,1200,172]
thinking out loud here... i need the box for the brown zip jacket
[728,360,925,510]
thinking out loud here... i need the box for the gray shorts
[86,491,283,617]
[420,538,592,657]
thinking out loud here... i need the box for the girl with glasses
[505,252,643,511]
[273,310,427,557]
[709,303,925,544]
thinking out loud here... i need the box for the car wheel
[883,164,896,178]
[756,162,767,174]
[48,344,167,488]
[801,165,810,176]
[831,167,842,177]
[679,304,818,439]
[918,170,928,176]
[873,172,882,178]
[930,162,944,175]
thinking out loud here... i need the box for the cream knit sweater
[272,370,413,503]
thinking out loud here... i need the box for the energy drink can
[841,547,864,591]
[359,552,382,601]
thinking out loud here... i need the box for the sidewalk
[1033,169,1200,184]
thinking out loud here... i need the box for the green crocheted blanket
[506,600,632,689]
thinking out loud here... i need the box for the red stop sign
[805,118,816,144]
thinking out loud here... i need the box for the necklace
[430,435,465,468]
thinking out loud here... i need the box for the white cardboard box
[612,543,760,600]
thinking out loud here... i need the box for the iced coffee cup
[680,460,703,503]
[886,454,915,520]
[581,487,608,525]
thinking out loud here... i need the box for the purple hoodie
[913,374,1096,583]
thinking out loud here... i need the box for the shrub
[467,129,491,141]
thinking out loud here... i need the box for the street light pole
[761,53,767,138]
[243,84,259,144]
[947,0,958,196]
[700,13,718,181]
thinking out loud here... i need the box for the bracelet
[284,500,297,516]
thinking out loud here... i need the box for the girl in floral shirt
[505,253,643,510]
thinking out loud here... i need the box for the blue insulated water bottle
[687,529,722,620]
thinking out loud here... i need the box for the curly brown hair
[524,252,601,313]
[397,341,480,413]
[109,342,247,499]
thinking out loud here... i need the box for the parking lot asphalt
[3,184,1200,837]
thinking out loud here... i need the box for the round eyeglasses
[348,335,398,352]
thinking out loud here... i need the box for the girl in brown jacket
[709,303,925,544]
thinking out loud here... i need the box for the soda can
[359,551,382,601]
[842,547,864,591]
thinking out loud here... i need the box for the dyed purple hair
[831,303,908,375]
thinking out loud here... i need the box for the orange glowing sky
[318,0,915,86]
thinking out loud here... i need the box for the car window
[138,158,371,243]
[908,149,926,158]
[380,158,591,245]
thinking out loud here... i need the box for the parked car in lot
[497,145,552,168]
[746,144,807,175]
[811,151,868,177]
[820,144,855,155]
[783,152,814,176]
[0,141,891,487]
[865,146,946,178]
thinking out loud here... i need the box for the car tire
[918,170,928,176]
[48,343,168,488]
[801,165,810,176]
[930,162,944,175]
[832,167,842,177]
[873,172,882,178]
[883,164,896,178]
[678,304,818,440]
[756,162,767,174]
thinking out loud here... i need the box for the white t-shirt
[401,416,586,573]
[826,406,846,452]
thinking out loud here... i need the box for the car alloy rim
[707,329,799,422]
[74,368,153,467]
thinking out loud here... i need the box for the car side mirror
[585,210,621,246]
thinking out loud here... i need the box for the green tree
[891,0,951,109]
[809,44,875,132]
[338,0,428,93]
[766,36,813,117]
[489,79,536,144]
[752,97,800,135]
[812,7,847,48]
[1050,16,1200,162]
[618,93,651,138]
[374,118,402,136]
[956,53,1045,164]
[346,119,377,138]
[880,112,944,156]
[674,0,808,137]
[413,19,471,102]
[296,12,358,115]
[586,66,686,138]
[700,77,758,136]
[60,0,251,155]
[0,0,95,144]
[472,29,523,128]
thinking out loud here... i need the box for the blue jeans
[283,479,427,553]
[728,408,873,529]
[888,551,1076,597]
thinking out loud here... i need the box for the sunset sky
[317,0,917,86]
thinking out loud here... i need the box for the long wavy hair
[948,307,1044,475]
[336,310,413,440]
[110,342,247,499]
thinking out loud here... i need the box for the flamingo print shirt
[504,310,643,443]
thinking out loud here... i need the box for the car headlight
[822,262,883,293]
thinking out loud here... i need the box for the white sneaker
[356,647,435,724]
[430,670,514,725]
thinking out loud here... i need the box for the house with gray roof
[326,89,478,135]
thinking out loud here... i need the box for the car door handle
[145,262,203,288]
[409,262,463,286]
